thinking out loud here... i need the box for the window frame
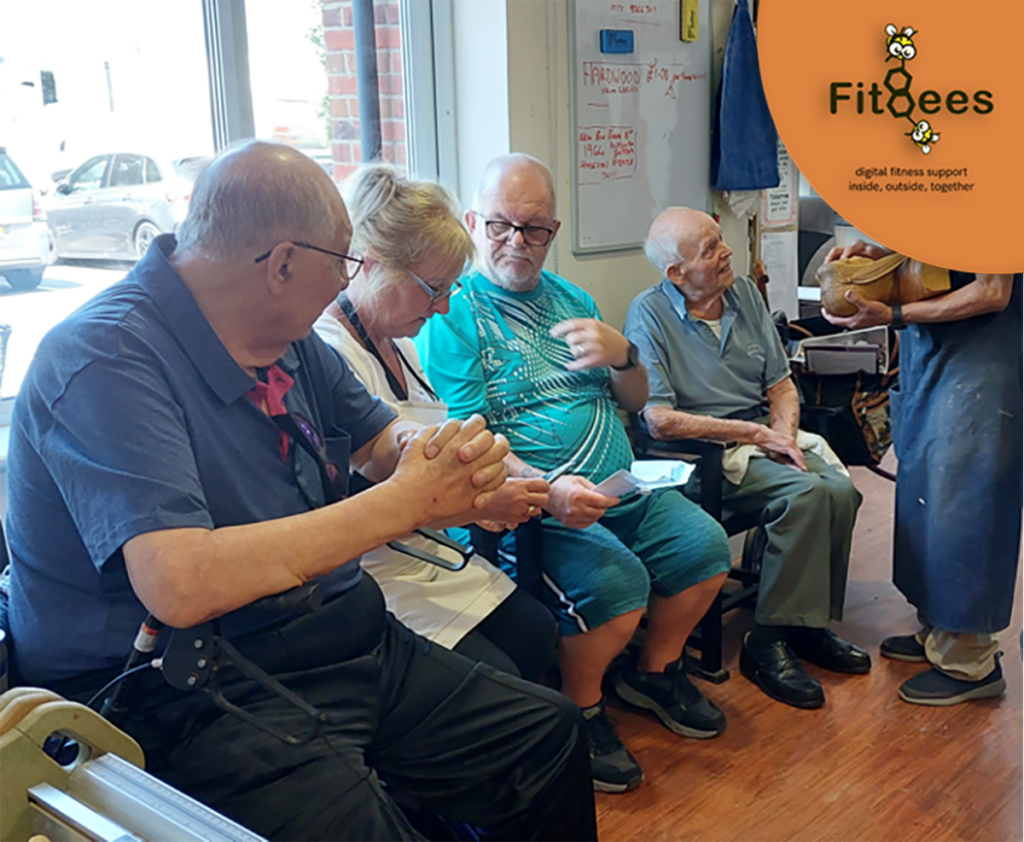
[206,0,449,180]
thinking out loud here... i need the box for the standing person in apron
[824,244,1021,706]
[315,163,557,682]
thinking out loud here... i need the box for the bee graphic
[885,24,917,61]
[908,120,940,154]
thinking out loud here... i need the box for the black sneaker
[582,702,643,793]
[614,659,726,738]
[898,657,1006,706]
[880,633,927,663]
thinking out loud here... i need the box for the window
[0,0,440,414]
[109,155,145,188]
[245,0,413,184]
[0,0,213,403]
[67,157,110,193]
[0,154,31,191]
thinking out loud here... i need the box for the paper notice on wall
[760,230,799,320]
[761,139,798,228]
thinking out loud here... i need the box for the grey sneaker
[582,702,643,793]
[615,659,726,738]
[898,657,1006,706]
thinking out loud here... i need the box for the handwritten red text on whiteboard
[582,60,707,99]
[578,125,636,185]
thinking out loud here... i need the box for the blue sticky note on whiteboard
[600,29,634,53]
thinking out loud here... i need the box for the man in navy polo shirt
[5,142,595,841]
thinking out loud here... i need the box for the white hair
[175,141,344,263]
[644,227,683,274]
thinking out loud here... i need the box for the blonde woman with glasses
[315,163,556,681]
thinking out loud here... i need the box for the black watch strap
[891,303,907,330]
[611,341,641,371]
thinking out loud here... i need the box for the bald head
[469,153,561,292]
[175,141,350,264]
[646,207,735,298]
[644,208,714,274]
[474,153,556,217]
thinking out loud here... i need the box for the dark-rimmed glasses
[472,211,556,247]
[255,242,365,281]
[408,270,462,305]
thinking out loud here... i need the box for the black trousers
[453,586,557,682]
[97,576,596,841]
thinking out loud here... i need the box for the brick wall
[321,0,407,183]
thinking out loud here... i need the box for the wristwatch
[611,341,641,371]
[890,303,908,330]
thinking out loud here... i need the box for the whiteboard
[570,0,713,254]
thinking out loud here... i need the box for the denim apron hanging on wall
[710,0,779,191]
[891,273,1023,633]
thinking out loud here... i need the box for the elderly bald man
[624,207,871,710]
[5,142,597,841]
[419,154,732,794]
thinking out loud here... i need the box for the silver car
[47,153,209,262]
[0,147,50,291]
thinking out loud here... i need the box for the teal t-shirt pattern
[418,269,634,483]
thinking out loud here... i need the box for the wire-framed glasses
[408,270,462,304]
[255,242,365,281]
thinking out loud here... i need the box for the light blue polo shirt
[624,276,790,420]
[6,235,396,684]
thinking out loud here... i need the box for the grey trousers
[689,451,862,627]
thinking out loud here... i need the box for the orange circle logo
[759,0,1024,274]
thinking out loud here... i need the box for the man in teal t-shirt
[419,154,731,794]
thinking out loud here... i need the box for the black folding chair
[628,416,763,682]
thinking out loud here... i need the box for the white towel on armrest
[721,430,850,485]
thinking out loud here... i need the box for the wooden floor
[596,453,1023,841]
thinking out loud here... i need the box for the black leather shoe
[787,628,872,675]
[740,633,825,709]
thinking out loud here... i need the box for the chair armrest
[638,438,732,458]
[798,404,841,439]
[800,405,841,417]
[627,419,729,522]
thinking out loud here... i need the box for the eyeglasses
[408,270,462,304]
[472,211,556,247]
[255,242,365,282]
